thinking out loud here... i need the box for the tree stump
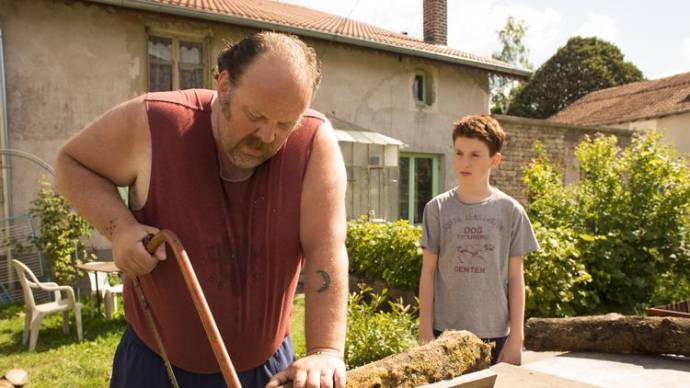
[346,330,491,388]
[525,313,690,356]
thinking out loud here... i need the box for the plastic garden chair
[12,259,83,351]
[87,271,123,319]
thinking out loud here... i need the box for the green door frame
[400,152,440,224]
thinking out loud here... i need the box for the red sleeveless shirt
[123,89,323,373]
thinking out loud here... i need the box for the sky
[279,0,690,80]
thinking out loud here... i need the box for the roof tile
[139,0,525,75]
[550,71,690,125]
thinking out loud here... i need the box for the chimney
[423,0,447,45]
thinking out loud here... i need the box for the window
[413,70,433,105]
[148,34,206,91]
[399,153,440,223]
[413,73,426,103]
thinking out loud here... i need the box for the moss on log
[525,313,690,356]
[346,330,491,388]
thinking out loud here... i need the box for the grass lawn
[0,303,124,387]
[0,295,306,387]
[290,294,306,358]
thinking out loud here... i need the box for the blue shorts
[110,326,294,388]
[434,329,507,365]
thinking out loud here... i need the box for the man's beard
[227,136,275,168]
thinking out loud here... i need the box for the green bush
[346,217,422,290]
[524,224,594,317]
[345,285,418,368]
[30,178,95,285]
[524,132,690,314]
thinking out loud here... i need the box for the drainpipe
[0,23,13,289]
[0,25,11,217]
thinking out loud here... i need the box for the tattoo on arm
[105,220,116,238]
[316,270,331,293]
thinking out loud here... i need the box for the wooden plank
[417,369,497,388]
[491,363,597,388]
[646,306,690,319]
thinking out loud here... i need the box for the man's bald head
[215,32,321,94]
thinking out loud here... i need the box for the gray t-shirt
[422,187,539,338]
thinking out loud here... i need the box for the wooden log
[346,330,491,388]
[1,369,28,387]
[525,313,690,356]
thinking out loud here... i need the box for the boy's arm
[419,249,438,344]
[498,256,525,365]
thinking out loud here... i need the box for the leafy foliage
[524,223,595,317]
[508,36,644,118]
[30,178,95,285]
[524,132,690,314]
[490,16,532,114]
[345,285,418,368]
[346,217,422,290]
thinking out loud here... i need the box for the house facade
[608,112,690,154]
[0,0,528,230]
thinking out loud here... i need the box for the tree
[490,16,532,114]
[507,36,643,119]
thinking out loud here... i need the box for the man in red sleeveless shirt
[56,32,348,388]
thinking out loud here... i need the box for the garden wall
[492,115,634,203]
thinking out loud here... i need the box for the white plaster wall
[612,119,658,131]
[613,113,690,155]
[310,42,489,192]
[1,0,146,218]
[1,0,490,248]
[657,113,690,155]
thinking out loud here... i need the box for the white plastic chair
[87,272,123,319]
[12,259,83,351]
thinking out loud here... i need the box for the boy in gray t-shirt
[419,115,539,365]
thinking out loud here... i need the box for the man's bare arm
[301,120,348,356]
[267,119,348,388]
[55,96,165,275]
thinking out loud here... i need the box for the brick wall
[423,0,447,45]
[491,115,634,204]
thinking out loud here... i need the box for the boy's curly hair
[452,115,506,156]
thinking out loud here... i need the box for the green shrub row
[346,217,422,290]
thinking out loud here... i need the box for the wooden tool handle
[144,230,242,388]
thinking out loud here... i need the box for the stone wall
[491,115,635,204]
